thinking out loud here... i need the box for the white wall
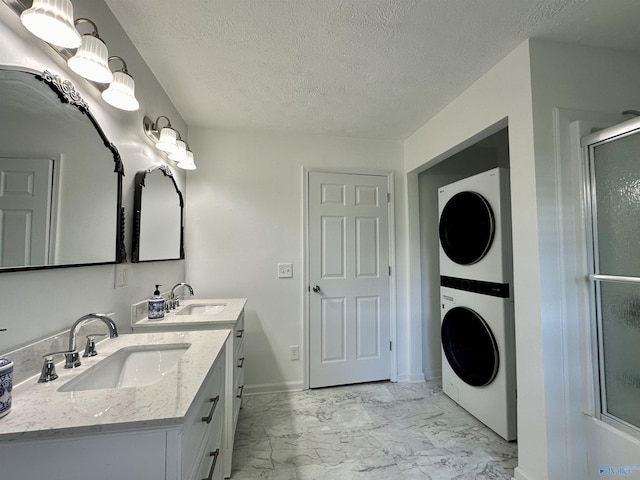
[185,129,407,392]
[405,38,640,480]
[0,0,187,354]
[405,40,541,479]
[528,40,640,480]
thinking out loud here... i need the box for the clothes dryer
[440,284,517,441]
[438,167,512,284]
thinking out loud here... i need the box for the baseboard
[396,372,427,383]
[513,467,532,480]
[423,369,442,381]
[244,381,305,395]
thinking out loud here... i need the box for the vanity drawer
[234,339,245,405]
[181,351,225,479]
[233,311,245,350]
[190,402,224,480]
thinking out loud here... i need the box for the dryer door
[439,191,495,265]
[441,306,499,387]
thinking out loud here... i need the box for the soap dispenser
[148,285,165,320]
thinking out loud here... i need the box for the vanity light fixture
[144,116,197,169]
[145,115,178,153]
[178,149,197,170]
[157,126,179,154]
[20,0,81,49]
[168,140,188,163]
[101,56,139,111]
[67,18,113,84]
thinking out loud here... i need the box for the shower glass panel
[598,282,640,429]
[586,118,640,434]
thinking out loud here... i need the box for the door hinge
[389,341,392,351]
[387,192,391,203]
[388,266,391,276]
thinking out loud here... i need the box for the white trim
[244,381,305,396]
[551,107,623,480]
[396,373,426,383]
[512,467,534,480]
[302,166,398,389]
[302,167,310,390]
[387,170,398,383]
[423,371,441,382]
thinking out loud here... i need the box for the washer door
[441,306,499,387]
[439,191,495,265]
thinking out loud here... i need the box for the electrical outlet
[115,264,129,288]
[278,263,293,278]
[289,345,300,361]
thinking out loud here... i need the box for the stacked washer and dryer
[437,167,517,441]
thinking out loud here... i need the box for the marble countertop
[133,298,247,329]
[0,329,230,442]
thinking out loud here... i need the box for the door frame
[302,167,397,390]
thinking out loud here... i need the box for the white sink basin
[58,343,190,392]
[176,303,226,315]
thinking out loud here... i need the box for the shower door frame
[582,114,640,440]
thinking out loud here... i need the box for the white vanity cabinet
[131,297,247,478]
[173,353,226,480]
[0,331,229,480]
[225,308,245,477]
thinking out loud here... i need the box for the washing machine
[438,167,512,285]
[440,285,517,441]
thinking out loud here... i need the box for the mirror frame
[0,67,126,272]
[132,165,184,263]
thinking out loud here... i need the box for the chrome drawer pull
[202,449,219,480]
[201,396,220,424]
[237,357,245,368]
[237,385,244,399]
[236,329,244,339]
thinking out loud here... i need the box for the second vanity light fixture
[144,116,197,170]
[19,0,139,111]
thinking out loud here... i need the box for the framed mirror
[0,67,125,271]
[132,165,184,262]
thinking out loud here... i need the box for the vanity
[132,297,247,479]
[0,330,229,480]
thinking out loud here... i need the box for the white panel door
[309,171,391,388]
[0,157,53,267]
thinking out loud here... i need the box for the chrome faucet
[169,283,194,309]
[65,313,118,368]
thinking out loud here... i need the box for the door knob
[312,285,320,293]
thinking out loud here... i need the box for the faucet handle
[83,333,108,358]
[43,349,81,369]
[38,356,58,383]
[38,349,79,381]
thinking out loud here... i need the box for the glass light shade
[20,0,81,48]
[102,71,139,111]
[178,150,196,170]
[169,140,187,162]
[68,35,113,83]
[156,127,178,154]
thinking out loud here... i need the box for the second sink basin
[58,343,190,392]
[176,303,226,315]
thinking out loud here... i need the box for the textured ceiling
[104,0,640,140]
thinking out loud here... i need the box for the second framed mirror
[132,165,184,262]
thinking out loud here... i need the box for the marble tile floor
[230,380,517,479]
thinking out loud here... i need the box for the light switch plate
[115,264,129,288]
[277,263,293,278]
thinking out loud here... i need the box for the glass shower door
[586,121,640,434]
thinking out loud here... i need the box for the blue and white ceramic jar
[0,358,13,418]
